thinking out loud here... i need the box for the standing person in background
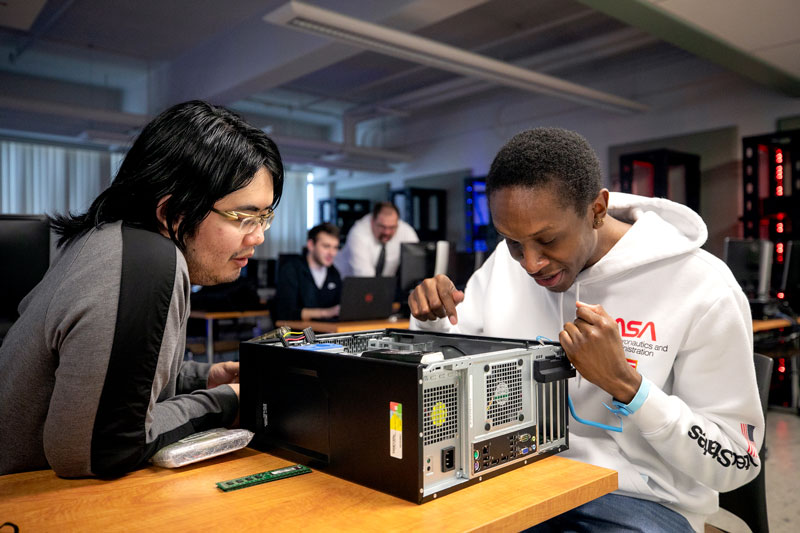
[335,201,418,278]
[0,100,284,477]
[271,222,342,321]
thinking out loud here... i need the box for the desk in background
[289,315,791,336]
[189,317,784,357]
[276,317,410,334]
[752,318,793,333]
[188,309,271,363]
[0,448,616,532]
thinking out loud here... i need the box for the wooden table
[277,317,410,333]
[752,318,793,333]
[0,448,616,532]
[189,309,271,363]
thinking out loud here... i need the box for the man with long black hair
[0,101,284,477]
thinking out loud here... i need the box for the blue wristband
[611,376,651,416]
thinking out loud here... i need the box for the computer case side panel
[325,356,423,502]
[240,341,424,502]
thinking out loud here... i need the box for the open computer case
[240,328,574,503]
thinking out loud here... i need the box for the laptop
[334,276,397,321]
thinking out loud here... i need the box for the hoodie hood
[559,192,709,362]
[575,192,708,286]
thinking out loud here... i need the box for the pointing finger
[435,276,463,324]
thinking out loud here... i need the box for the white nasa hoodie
[412,192,763,532]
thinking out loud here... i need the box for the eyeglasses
[211,207,275,234]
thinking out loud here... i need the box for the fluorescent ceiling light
[265,1,649,114]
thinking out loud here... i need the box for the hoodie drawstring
[566,283,582,387]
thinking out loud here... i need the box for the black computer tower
[240,329,573,503]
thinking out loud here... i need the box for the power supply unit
[240,328,574,503]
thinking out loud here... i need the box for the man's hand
[408,274,464,325]
[559,301,641,403]
[207,361,239,389]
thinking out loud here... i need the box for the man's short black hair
[486,127,602,214]
[308,222,340,243]
[372,201,400,219]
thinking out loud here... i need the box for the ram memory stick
[216,464,311,492]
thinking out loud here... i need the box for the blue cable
[534,334,623,432]
[567,395,624,432]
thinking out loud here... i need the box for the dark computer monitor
[447,250,487,290]
[723,238,772,301]
[0,215,51,323]
[241,258,276,289]
[398,241,449,294]
[780,241,800,311]
[190,258,270,312]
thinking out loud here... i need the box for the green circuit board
[216,464,311,492]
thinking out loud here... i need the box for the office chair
[0,214,51,344]
[714,353,773,533]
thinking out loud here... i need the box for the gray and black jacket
[0,222,237,477]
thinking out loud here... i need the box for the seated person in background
[0,100,284,477]
[334,201,418,278]
[271,223,342,321]
[408,127,763,533]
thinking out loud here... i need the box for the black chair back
[0,215,51,341]
[717,353,773,533]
